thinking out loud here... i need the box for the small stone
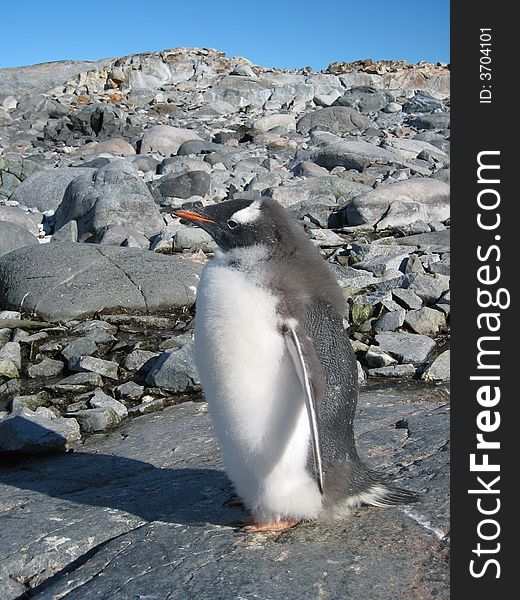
[114,381,144,401]
[8,392,49,411]
[68,356,119,380]
[384,102,402,113]
[27,357,64,379]
[145,341,199,392]
[404,307,446,336]
[368,364,416,378]
[128,397,165,416]
[0,406,81,453]
[48,372,104,393]
[405,273,447,304]
[422,350,450,381]
[88,388,128,418]
[70,407,121,432]
[392,288,423,310]
[124,350,160,372]
[375,332,436,364]
[373,309,406,333]
[365,346,398,368]
[61,336,98,363]
[0,342,21,378]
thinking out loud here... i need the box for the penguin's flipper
[284,326,324,494]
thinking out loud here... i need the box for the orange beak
[174,209,215,224]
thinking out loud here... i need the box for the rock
[157,156,211,177]
[345,178,450,230]
[383,102,402,113]
[128,396,166,416]
[87,224,150,248]
[253,114,295,133]
[404,273,447,304]
[368,364,417,377]
[266,176,370,207]
[27,358,64,379]
[146,340,199,392]
[0,107,13,126]
[8,392,49,411]
[397,229,450,253]
[157,170,211,199]
[0,328,11,347]
[309,229,345,247]
[173,227,216,253]
[88,388,128,419]
[51,220,78,243]
[404,307,446,336]
[48,372,104,393]
[0,406,80,453]
[230,62,257,77]
[381,138,448,163]
[114,381,144,401]
[0,342,21,378]
[68,356,119,380]
[403,92,445,113]
[408,113,450,130]
[140,125,203,156]
[373,309,406,333]
[0,205,40,235]
[365,346,398,368]
[52,163,165,241]
[422,350,450,381]
[313,140,398,171]
[9,167,96,212]
[123,350,160,373]
[0,243,202,322]
[61,336,98,364]
[202,75,273,108]
[334,86,391,113]
[76,137,135,157]
[297,106,373,135]
[352,253,409,276]
[70,407,121,433]
[0,221,39,257]
[375,332,436,364]
[0,388,449,599]
[392,288,423,310]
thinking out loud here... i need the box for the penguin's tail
[346,472,418,508]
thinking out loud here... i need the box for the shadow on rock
[0,446,237,527]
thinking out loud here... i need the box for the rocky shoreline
[1,47,450,598]
[1,48,450,449]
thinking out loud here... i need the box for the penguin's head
[175,197,282,252]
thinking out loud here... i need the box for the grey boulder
[0,221,39,257]
[146,339,200,392]
[9,167,96,212]
[0,406,80,454]
[313,140,399,171]
[140,125,203,156]
[375,332,436,364]
[52,162,165,241]
[345,178,450,230]
[297,106,373,135]
[0,243,202,322]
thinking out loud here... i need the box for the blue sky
[0,1,449,71]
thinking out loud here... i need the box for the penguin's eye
[227,219,238,230]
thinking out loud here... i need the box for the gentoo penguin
[176,197,416,532]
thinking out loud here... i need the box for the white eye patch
[230,200,262,224]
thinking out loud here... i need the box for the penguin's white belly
[195,260,322,521]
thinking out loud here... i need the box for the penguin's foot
[240,516,299,533]
[223,495,244,508]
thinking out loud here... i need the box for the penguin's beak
[175,209,216,224]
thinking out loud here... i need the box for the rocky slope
[0,47,449,598]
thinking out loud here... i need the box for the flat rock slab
[0,243,202,322]
[0,383,449,599]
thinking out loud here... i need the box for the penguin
[176,197,416,532]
